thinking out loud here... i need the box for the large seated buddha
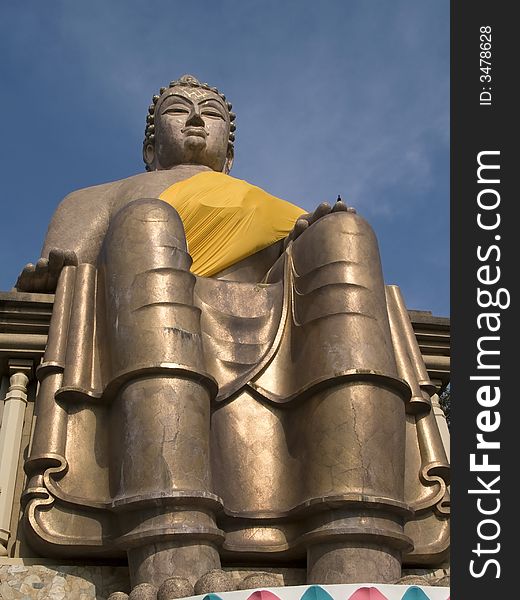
[18,75,449,593]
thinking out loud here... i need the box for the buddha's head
[143,75,236,174]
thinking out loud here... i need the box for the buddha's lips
[182,126,208,138]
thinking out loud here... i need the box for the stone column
[0,359,32,556]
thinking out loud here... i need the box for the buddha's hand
[285,200,356,247]
[15,249,78,293]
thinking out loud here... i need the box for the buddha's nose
[185,108,205,127]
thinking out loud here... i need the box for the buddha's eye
[201,110,224,119]
[162,106,189,115]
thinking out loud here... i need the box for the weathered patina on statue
[19,75,449,591]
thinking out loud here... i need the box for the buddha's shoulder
[56,175,130,211]
[60,167,213,212]
[52,179,118,223]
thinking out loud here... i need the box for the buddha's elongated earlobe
[143,142,156,172]
[224,146,234,174]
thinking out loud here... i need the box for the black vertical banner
[451,2,516,598]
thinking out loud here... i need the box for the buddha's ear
[143,142,155,170]
[224,145,234,174]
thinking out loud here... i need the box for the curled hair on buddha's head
[143,74,236,172]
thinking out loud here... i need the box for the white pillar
[431,392,450,462]
[0,359,32,556]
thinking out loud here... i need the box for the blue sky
[0,0,449,316]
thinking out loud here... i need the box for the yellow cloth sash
[158,171,305,277]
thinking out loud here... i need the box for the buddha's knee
[292,211,382,278]
[102,198,191,274]
[107,198,187,252]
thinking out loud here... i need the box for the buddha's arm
[42,187,111,263]
[16,187,111,292]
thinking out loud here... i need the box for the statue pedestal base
[0,560,449,599]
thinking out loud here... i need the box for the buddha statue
[19,75,449,593]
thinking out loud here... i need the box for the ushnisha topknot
[143,74,236,171]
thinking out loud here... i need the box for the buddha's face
[146,85,232,172]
